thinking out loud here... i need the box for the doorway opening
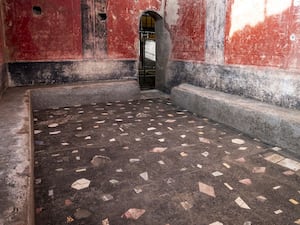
[138,11,170,91]
[139,12,156,90]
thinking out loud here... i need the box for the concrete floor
[33,96,300,225]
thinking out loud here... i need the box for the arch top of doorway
[140,10,163,21]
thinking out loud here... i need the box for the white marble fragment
[71,178,91,190]
[223,163,231,169]
[101,194,114,202]
[256,195,267,202]
[134,187,143,194]
[129,158,140,163]
[224,183,233,191]
[150,147,167,153]
[199,182,216,198]
[202,152,209,157]
[48,123,59,128]
[180,201,193,210]
[264,154,285,163]
[34,130,42,135]
[180,152,188,157]
[199,137,211,144]
[235,197,251,209]
[109,179,119,185]
[158,160,165,165]
[277,158,300,171]
[274,209,283,214]
[122,208,145,220]
[212,171,223,177]
[140,172,149,181]
[49,131,61,135]
[209,222,223,225]
[232,139,245,145]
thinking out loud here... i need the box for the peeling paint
[165,0,179,26]
[205,0,226,64]
[225,0,300,69]
[168,0,206,61]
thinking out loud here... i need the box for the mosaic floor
[33,97,300,225]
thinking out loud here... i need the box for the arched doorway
[139,11,170,91]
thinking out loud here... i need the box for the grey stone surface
[167,61,300,110]
[0,63,8,99]
[0,87,32,225]
[171,83,300,155]
[31,80,140,110]
[8,60,137,87]
[155,15,171,92]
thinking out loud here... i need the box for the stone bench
[171,83,300,155]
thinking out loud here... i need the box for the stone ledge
[171,83,300,155]
[31,80,140,110]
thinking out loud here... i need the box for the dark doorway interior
[139,13,156,90]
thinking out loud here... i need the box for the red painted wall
[107,0,162,59]
[0,24,4,64]
[225,0,300,70]
[4,0,82,62]
[0,2,4,64]
[168,0,206,61]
